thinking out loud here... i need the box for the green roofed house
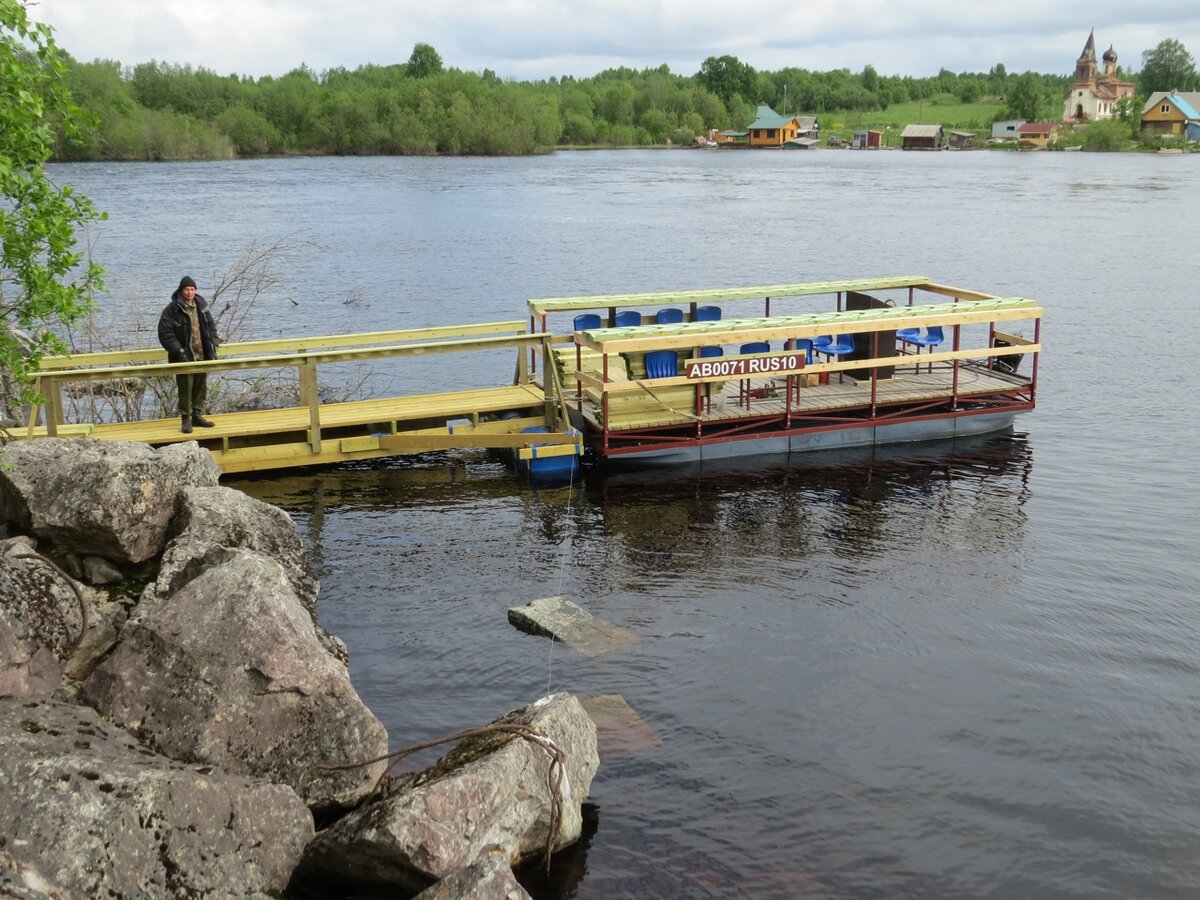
[746,105,818,148]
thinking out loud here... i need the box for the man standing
[157,275,219,433]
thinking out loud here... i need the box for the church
[1062,30,1136,121]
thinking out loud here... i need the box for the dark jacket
[158,290,220,362]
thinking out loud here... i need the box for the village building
[991,120,1023,140]
[947,131,975,150]
[852,129,882,149]
[1062,30,1135,122]
[1017,122,1058,149]
[744,105,820,148]
[901,124,943,150]
[1140,92,1200,141]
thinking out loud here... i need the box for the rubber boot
[191,413,215,428]
[181,415,192,434]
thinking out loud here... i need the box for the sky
[31,0,1200,82]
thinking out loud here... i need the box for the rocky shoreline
[0,438,598,898]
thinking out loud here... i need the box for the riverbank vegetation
[49,44,1081,160]
[0,0,105,415]
[19,1,1198,162]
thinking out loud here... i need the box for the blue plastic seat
[656,308,684,325]
[788,338,814,364]
[906,326,944,373]
[908,326,944,350]
[644,349,679,378]
[699,346,723,358]
[896,327,920,344]
[819,334,855,357]
[813,335,833,349]
[614,310,641,327]
[695,305,722,322]
[573,313,602,331]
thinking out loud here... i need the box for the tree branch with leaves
[0,0,105,417]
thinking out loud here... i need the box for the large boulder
[297,693,598,894]
[79,550,388,811]
[0,539,118,684]
[153,485,347,664]
[0,606,61,700]
[0,698,313,898]
[413,846,531,900]
[0,439,221,564]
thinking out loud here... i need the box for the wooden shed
[1017,122,1057,149]
[852,130,882,149]
[901,124,943,150]
[947,131,975,150]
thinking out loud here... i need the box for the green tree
[407,42,443,79]
[861,64,878,94]
[1003,72,1045,121]
[696,55,756,105]
[0,0,105,410]
[1139,38,1199,93]
[1079,118,1132,151]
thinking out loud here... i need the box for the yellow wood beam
[528,276,933,314]
[37,320,529,371]
[575,299,1042,353]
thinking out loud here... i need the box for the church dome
[1103,44,1118,63]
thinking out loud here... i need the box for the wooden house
[947,131,976,150]
[852,130,882,149]
[1140,92,1200,142]
[794,116,820,140]
[901,124,943,150]
[747,105,805,148]
[1017,122,1057,148]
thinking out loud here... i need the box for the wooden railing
[28,322,554,442]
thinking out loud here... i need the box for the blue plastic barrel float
[514,425,581,481]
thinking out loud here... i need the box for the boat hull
[592,409,1020,468]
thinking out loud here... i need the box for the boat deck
[571,361,1029,432]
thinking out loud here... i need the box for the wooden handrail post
[298,357,321,453]
[43,376,59,438]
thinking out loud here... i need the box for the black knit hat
[178,275,197,290]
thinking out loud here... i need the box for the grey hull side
[602,411,1019,468]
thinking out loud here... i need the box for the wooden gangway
[21,321,582,474]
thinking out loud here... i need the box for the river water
[51,150,1200,898]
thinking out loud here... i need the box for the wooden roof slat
[576,298,1042,352]
[527,276,934,314]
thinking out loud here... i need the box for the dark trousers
[175,372,207,416]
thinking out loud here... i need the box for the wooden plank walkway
[24,384,553,473]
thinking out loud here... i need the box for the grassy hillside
[821,94,1006,143]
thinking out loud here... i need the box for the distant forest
[54,44,1081,159]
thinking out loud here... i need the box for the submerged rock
[80,550,388,812]
[0,439,220,564]
[508,595,640,657]
[297,692,598,894]
[0,698,313,898]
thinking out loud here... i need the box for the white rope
[544,418,581,697]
